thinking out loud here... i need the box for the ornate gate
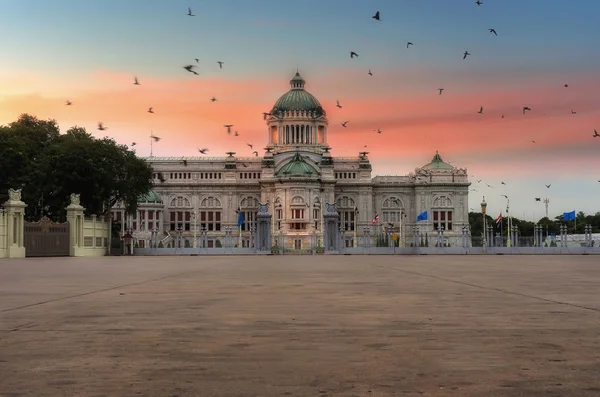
[24,216,70,257]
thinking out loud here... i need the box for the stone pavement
[1,255,599,396]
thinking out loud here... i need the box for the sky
[1,0,599,220]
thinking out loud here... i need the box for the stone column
[66,193,85,257]
[255,202,272,253]
[3,188,27,258]
[323,202,340,253]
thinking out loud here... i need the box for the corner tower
[266,72,329,154]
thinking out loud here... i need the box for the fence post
[66,193,85,257]
[3,188,27,258]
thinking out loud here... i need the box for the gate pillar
[66,193,85,257]
[255,202,272,254]
[323,202,340,254]
[3,188,27,258]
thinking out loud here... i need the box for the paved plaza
[1,255,599,397]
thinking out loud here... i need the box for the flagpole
[500,216,503,247]
[506,198,511,248]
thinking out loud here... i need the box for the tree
[0,114,153,220]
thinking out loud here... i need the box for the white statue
[70,193,81,206]
[8,188,22,201]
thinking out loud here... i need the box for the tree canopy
[0,114,153,221]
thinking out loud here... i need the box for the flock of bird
[59,3,598,199]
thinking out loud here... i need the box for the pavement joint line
[0,269,205,314]
[372,264,600,314]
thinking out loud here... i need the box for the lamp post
[192,210,197,248]
[151,227,158,251]
[481,196,487,253]
[339,225,345,253]
[250,226,256,251]
[200,225,207,251]
[176,226,183,252]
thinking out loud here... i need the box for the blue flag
[563,210,576,221]
[237,211,245,227]
[417,210,428,222]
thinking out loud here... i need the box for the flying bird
[406,42,413,48]
[372,11,380,21]
[234,131,239,136]
[593,129,599,137]
[65,100,72,105]
[501,181,506,185]
[224,124,233,133]
[368,69,373,76]
[253,151,259,156]
[475,0,483,5]
[341,121,349,128]
[501,194,508,199]
[131,142,136,146]
[532,140,536,143]
[183,64,199,75]
[438,88,444,95]
[564,84,569,88]
[570,110,577,114]
[210,97,217,102]
[374,128,382,134]
[463,51,471,59]
[194,58,199,63]
[148,107,154,114]
[151,135,161,142]
[134,77,140,85]
[350,51,359,58]
[336,100,342,108]
[477,106,483,114]
[545,184,551,188]
[247,143,253,149]
[181,159,188,166]
[198,148,208,154]
[217,61,224,69]
[187,7,194,16]
[523,106,531,114]
[488,28,497,36]
[535,197,541,201]
[501,114,505,119]
[97,122,107,131]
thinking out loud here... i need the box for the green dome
[276,151,318,177]
[139,190,162,203]
[422,151,454,170]
[271,72,326,116]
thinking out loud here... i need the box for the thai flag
[496,212,502,225]
[371,213,379,225]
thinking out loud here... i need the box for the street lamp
[192,210,197,248]
[481,196,487,253]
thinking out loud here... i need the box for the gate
[24,216,70,257]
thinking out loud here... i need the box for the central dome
[271,72,326,117]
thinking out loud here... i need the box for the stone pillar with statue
[66,193,86,257]
[323,202,340,254]
[255,202,272,253]
[2,188,27,258]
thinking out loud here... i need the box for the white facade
[112,73,470,248]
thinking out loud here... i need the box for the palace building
[111,72,470,249]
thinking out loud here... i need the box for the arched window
[336,196,356,231]
[169,196,191,208]
[198,196,222,232]
[168,196,192,231]
[382,197,403,225]
[240,196,259,232]
[432,195,453,231]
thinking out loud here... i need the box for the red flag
[496,212,502,225]
[372,213,379,225]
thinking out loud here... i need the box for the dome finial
[290,70,305,90]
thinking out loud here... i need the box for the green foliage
[0,114,153,221]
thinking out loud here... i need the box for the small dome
[139,190,162,204]
[271,72,326,117]
[276,151,318,177]
[421,151,454,170]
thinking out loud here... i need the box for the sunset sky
[1,0,599,219]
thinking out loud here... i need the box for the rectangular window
[200,211,222,232]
